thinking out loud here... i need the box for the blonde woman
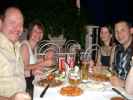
[21,20,53,95]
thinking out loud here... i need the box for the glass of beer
[68,69,80,86]
[81,60,89,81]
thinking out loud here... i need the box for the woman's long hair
[99,24,114,47]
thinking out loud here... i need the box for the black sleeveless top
[101,55,110,66]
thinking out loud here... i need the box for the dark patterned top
[113,41,133,80]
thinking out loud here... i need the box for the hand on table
[110,75,125,88]
[10,92,31,100]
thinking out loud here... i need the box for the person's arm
[109,45,116,69]
[21,44,42,70]
[96,48,102,66]
[110,75,125,87]
[125,67,133,95]
[0,92,31,100]
[0,96,10,100]
[21,43,54,76]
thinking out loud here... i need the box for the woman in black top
[96,25,114,67]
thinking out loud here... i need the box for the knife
[40,84,50,98]
[112,88,129,100]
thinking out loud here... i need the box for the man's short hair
[114,20,132,28]
[3,6,22,20]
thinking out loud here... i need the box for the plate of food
[60,85,83,96]
[90,67,112,82]
[91,73,110,82]
[37,78,62,87]
[37,74,63,87]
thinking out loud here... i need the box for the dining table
[33,87,120,100]
[33,63,133,100]
[33,75,121,100]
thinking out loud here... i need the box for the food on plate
[38,78,62,87]
[60,86,83,96]
[111,96,124,100]
[55,74,65,81]
[92,74,109,81]
[47,74,55,80]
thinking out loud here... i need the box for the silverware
[112,88,129,100]
[50,68,58,73]
[40,84,50,98]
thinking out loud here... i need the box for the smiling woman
[96,24,114,67]
[20,20,46,96]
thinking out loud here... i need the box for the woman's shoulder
[21,40,30,47]
[110,43,117,50]
[20,40,31,51]
[21,40,29,45]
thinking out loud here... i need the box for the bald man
[0,7,26,99]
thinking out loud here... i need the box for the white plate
[79,81,110,91]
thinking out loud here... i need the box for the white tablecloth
[33,83,119,100]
